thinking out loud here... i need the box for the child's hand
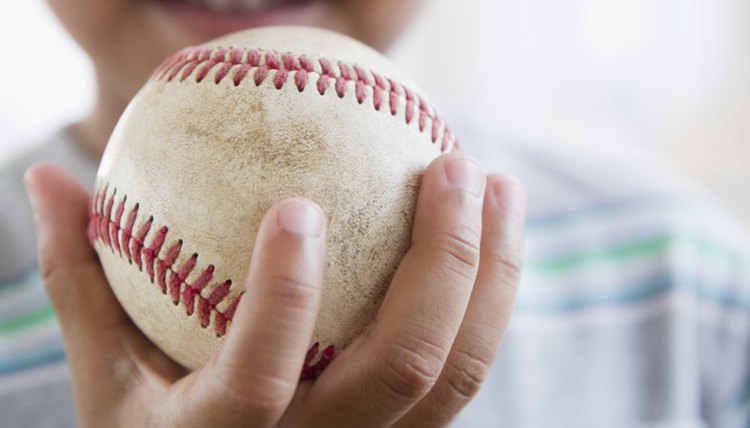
[25,153,525,428]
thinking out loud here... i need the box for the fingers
[182,198,327,427]
[25,164,131,350]
[367,154,486,410]
[395,173,526,427]
[297,153,487,427]
[26,164,189,423]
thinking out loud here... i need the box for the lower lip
[152,0,329,40]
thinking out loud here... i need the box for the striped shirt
[0,130,96,427]
[1,126,749,428]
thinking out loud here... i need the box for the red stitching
[89,185,243,337]
[301,343,337,380]
[89,186,337,376]
[151,46,458,151]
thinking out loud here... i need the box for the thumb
[25,163,130,345]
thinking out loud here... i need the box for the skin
[46,0,425,158]
[30,1,528,426]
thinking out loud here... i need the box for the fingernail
[23,168,41,215]
[444,157,484,196]
[277,199,325,236]
[490,176,524,210]
[489,176,527,248]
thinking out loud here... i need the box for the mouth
[168,0,323,15]
[153,0,332,40]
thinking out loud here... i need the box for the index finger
[298,153,486,426]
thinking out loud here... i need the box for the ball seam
[88,184,241,337]
[88,184,337,378]
[150,46,460,152]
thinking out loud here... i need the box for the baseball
[89,26,457,376]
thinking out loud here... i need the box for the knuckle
[434,227,481,280]
[265,273,319,309]
[376,340,445,404]
[488,248,524,290]
[38,258,70,303]
[241,397,285,424]
[443,348,493,400]
[210,367,290,423]
[38,245,60,282]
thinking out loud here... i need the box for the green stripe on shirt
[1,235,747,336]
[0,301,55,335]
[526,233,749,275]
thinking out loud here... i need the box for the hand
[26,152,525,428]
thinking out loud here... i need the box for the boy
[1,0,748,426]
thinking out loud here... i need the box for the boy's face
[48,0,424,100]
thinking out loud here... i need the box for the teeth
[189,0,288,13]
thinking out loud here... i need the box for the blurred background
[1,0,748,222]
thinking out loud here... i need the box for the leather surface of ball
[89,26,457,373]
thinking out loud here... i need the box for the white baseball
[90,26,457,376]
